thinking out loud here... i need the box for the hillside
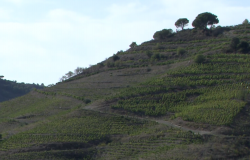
[0,78,44,102]
[1,23,250,159]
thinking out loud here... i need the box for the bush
[130,42,137,48]
[151,53,161,60]
[212,26,231,37]
[238,41,250,53]
[194,54,205,64]
[146,51,153,58]
[113,54,120,61]
[177,48,186,56]
[153,29,173,40]
[0,134,2,140]
[85,99,91,104]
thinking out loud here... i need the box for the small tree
[66,71,74,78]
[194,54,205,64]
[153,29,173,40]
[175,18,189,30]
[130,42,137,48]
[242,19,249,25]
[192,12,219,29]
[230,37,240,54]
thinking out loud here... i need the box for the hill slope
[0,78,44,102]
[1,24,250,159]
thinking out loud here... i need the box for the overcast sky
[1,0,250,85]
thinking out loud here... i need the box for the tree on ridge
[175,18,189,30]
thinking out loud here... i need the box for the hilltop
[1,16,250,159]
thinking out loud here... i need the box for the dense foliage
[175,18,189,30]
[192,12,219,29]
[153,29,173,40]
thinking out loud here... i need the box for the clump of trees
[192,12,219,29]
[175,18,189,30]
[153,29,173,40]
[60,67,86,82]
[230,37,250,54]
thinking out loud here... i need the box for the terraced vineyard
[108,54,250,126]
[1,24,250,159]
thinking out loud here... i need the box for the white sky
[1,0,250,85]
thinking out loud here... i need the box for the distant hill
[0,78,44,102]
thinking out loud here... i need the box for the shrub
[0,134,2,140]
[153,29,173,40]
[112,54,120,61]
[177,48,186,56]
[212,26,230,37]
[130,42,137,48]
[85,99,91,104]
[238,41,250,53]
[151,53,161,60]
[146,51,153,58]
[194,54,205,64]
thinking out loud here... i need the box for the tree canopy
[192,12,219,29]
[175,18,189,30]
[153,29,173,40]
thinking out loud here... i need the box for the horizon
[1,0,250,85]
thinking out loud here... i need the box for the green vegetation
[175,18,189,30]
[130,42,137,48]
[192,12,219,29]
[153,29,173,40]
[1,12,250,159]
[0,79,44,102]
[108,54,250,126]
[194,54,205,63]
